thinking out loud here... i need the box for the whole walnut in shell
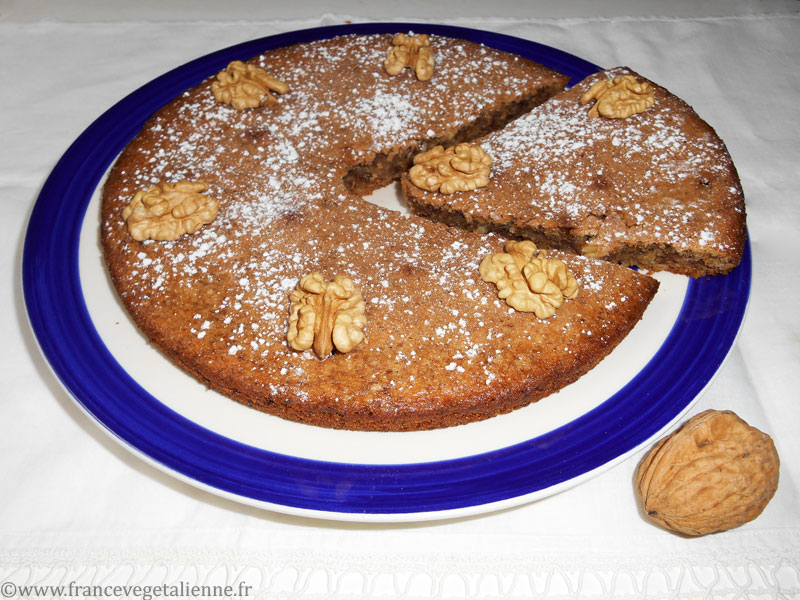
[635,409,779,536]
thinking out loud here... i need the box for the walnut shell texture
[635,409,779,536]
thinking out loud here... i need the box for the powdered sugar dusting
[352,92,424,147]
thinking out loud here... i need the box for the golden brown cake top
[102,35,658,430]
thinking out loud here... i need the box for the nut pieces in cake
[580,74,655,119]
[122,180,219,241]
[384,33,435,81]
[287,273,367,359]
[635,409,780,536]
[480,241,579,319]
[409,143,492,194]
[211,60,289,110]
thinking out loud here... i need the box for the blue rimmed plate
[22,23,750,521]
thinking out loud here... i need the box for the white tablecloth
[2,3,799,598]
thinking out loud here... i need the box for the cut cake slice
[402,67,747,277]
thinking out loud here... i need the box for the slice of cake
[402,67,747,277]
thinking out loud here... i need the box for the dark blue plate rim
[22,22,751,518]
